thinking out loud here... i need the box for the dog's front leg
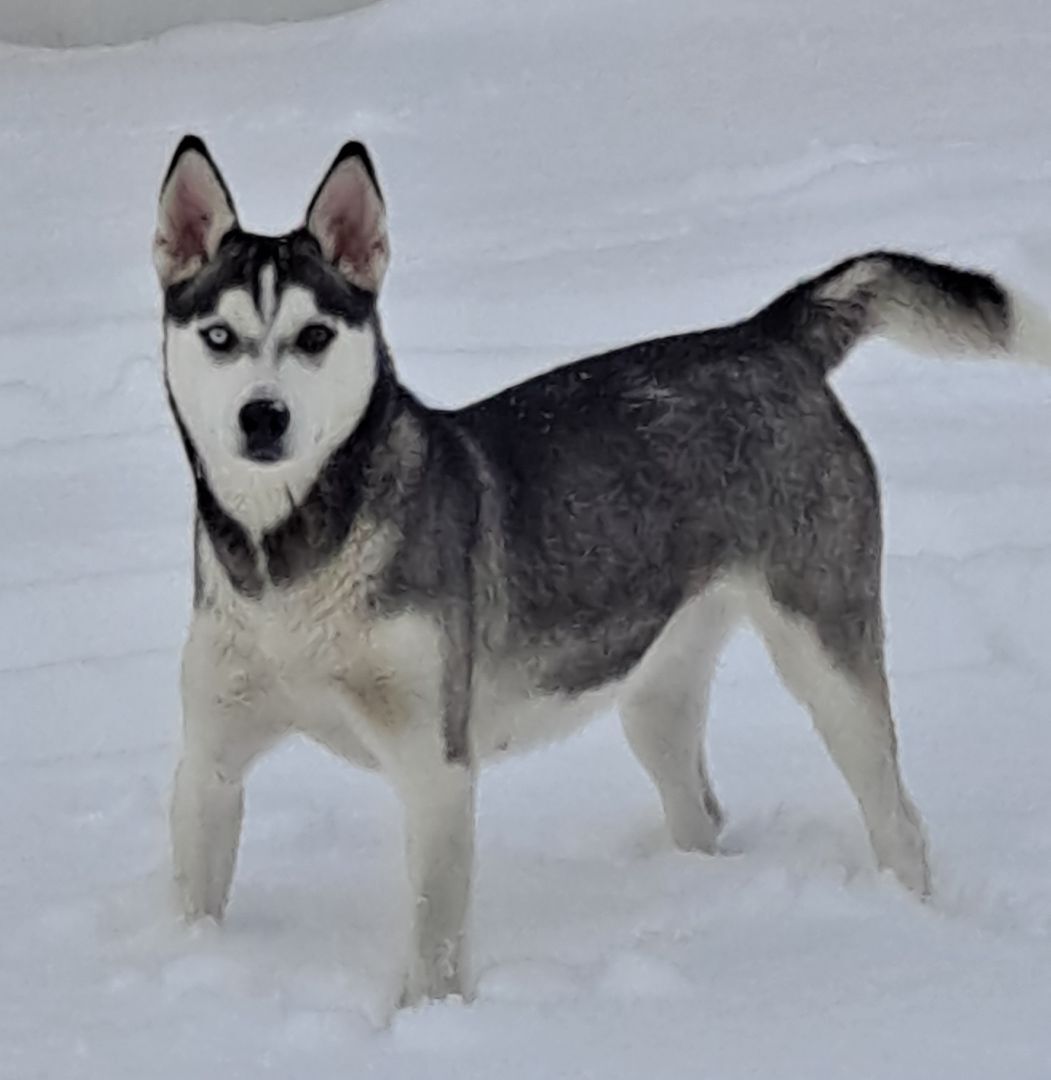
[393,622,476,1007]
[396,755,476,1006]
[171,614,284,922]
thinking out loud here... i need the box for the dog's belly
[279,662,619,767]
[471,670,621,759]
[239,590,620,765]
[277,677,381,770]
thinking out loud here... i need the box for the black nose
[239,398,290,462]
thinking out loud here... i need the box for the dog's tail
[754,250,1051,378]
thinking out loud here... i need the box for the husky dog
[154,134,1049,1005]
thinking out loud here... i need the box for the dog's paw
[883,850,932,901]
[703,790,725,833]
[398,957,471,1009]
[176,889,227,923]
[172,875,228,926]
[668,805,721,855]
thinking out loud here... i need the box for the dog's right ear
[153,135,238,288]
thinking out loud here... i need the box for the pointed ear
[305,141,389,294]
[153,135,238,288]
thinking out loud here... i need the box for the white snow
[0,0,376,49]
[3,0,1051,1076]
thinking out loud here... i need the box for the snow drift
[0,0,377,48]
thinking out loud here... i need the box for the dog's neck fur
[173,339,412,601]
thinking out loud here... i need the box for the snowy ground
[0,0,376,49]
[3,0,1051,1076]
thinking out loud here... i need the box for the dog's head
[154,136,389,522]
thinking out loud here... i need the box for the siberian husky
[154,135,1050,1005]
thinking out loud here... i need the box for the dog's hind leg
[171,616,285,922]
[746,582,930,897]
[620,586,739,853]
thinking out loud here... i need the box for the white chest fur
[196,535,619,769]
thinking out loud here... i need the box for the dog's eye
[295,324,335,357]
[201,323,238,354]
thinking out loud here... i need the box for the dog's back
[456,250,1048,700]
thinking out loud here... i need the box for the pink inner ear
[165,174,216,263]
[311,161,387,284]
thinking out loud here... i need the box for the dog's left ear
[305,141,389,295]
[154,135,239,288]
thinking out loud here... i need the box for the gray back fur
[174,243,1017,753]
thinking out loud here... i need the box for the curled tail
[755,250,1051,378]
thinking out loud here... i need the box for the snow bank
[0,0,377,48]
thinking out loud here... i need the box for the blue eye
[201,323,238,354]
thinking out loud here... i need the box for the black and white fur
[155,135,1051,1006]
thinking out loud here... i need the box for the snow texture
[2,0,1051,1076]
[0,0,375,48]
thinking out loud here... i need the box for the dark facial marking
[163,229,375,328]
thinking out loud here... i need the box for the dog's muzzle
[239,397,290,464]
